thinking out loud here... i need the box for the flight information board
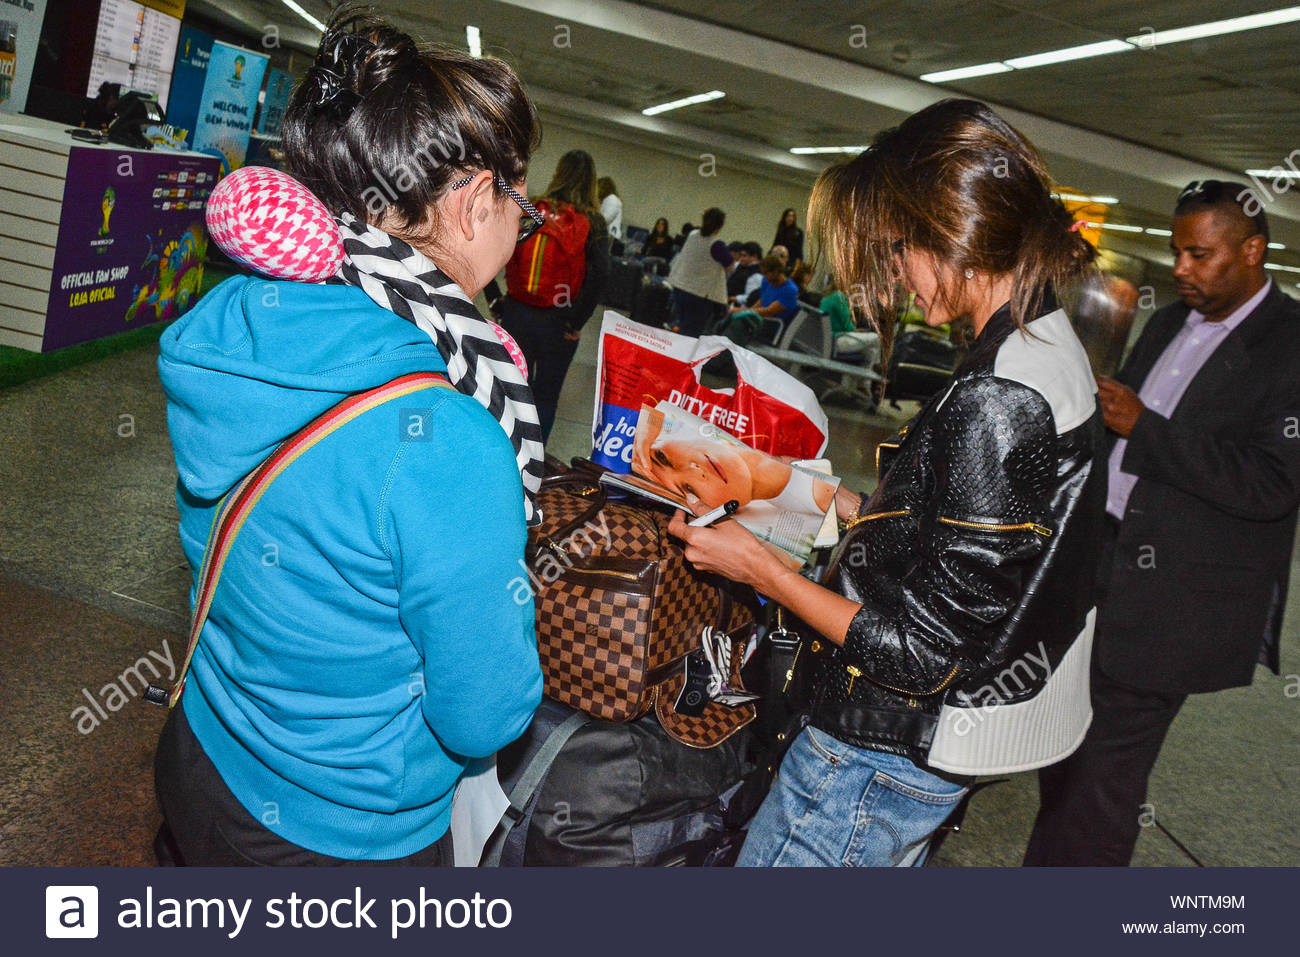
[86,0,181,110]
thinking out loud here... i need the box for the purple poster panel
[42,145,220,352]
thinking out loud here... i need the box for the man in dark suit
[1024,180,1300,866]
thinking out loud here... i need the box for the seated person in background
[727,241,762,300]
[643,217,676,260]
[727,254,800,336]
[790,262,820,307]
[769,244,790,274]
[674,222,695,253]
[84,81,122,131]
[821,280,881,367]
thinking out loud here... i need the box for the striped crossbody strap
[145,371,454,709]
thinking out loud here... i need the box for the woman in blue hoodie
[153,12,544,865]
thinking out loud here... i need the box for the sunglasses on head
[1177,179,1268,237]
[451,172,545,242]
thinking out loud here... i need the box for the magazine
[599,401,841,564]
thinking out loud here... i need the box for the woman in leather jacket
[669,98,1108,867]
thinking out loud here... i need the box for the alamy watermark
[70,639,176,734]
[506,512,613,605]
[948,640,1052,737]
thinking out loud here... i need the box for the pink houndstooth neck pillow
[205,166,344,282]
[204,166,529,379]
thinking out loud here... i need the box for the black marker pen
[688,499,740,527]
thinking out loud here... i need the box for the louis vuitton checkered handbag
[528,461,756,748]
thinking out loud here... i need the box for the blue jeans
[737,725,968,867]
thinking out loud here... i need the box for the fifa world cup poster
[42,146,221,352]
[191,40,268,175]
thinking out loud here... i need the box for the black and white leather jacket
[810,300,1107,775]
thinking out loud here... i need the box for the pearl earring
[964,267,974,279]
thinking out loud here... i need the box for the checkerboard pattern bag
[530,464,756,746]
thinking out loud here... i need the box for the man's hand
[1097,376,1145,438]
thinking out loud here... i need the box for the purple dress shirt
[1107,280,1272,519]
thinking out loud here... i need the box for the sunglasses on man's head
[450,172,545,242]
[1177,179,1268,237]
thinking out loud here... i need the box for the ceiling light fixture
[921,6,1300,84]
[919,62,1013,83]
[1127,7,1300,46]
[279,0,325,32]
[1053,191,1119,205]
[789,146,869,155]
[1145,227,1173,236]
[641,90,725,116]
[1265,262,1300,274]
[1246,168,1300,179]
[466,25,482,58]
[1005,39,1132,70]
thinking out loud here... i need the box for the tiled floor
[0,308,1296,866]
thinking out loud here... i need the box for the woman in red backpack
[498,149,611,441]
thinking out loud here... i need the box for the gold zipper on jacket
[844,662,961,704]
[874,425,909,472]
[874,443,899,473]
[938,516,1053,537]
[843,507,911,531]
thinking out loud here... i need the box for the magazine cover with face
[601,400,840,563]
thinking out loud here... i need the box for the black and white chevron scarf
[334,213,544,525]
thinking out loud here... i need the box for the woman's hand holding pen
[668,498,861,646]
[667,499,795,594]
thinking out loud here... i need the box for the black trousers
[670,288,721,338]
[154,705,452,866]
[1024,658,1187,866]
[498,297,581,443]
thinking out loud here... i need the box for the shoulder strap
[478,710,591,867]
[145,371,454,709]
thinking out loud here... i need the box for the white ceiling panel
[190,0,1300,262]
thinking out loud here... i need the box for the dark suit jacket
[1098,281,1300,694]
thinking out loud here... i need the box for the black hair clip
[311,31,375,114]
[323,33,377,71]
[311,65,361,112]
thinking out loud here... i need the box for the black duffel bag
[606,256,644,313]
[631,273,673,328]
[483,699,759,866]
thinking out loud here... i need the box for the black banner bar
[7,866,1283,955]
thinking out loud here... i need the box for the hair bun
[206,166,343,281]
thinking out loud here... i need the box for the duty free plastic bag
[591,312,829,472]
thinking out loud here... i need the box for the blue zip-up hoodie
[158,276,542,860]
